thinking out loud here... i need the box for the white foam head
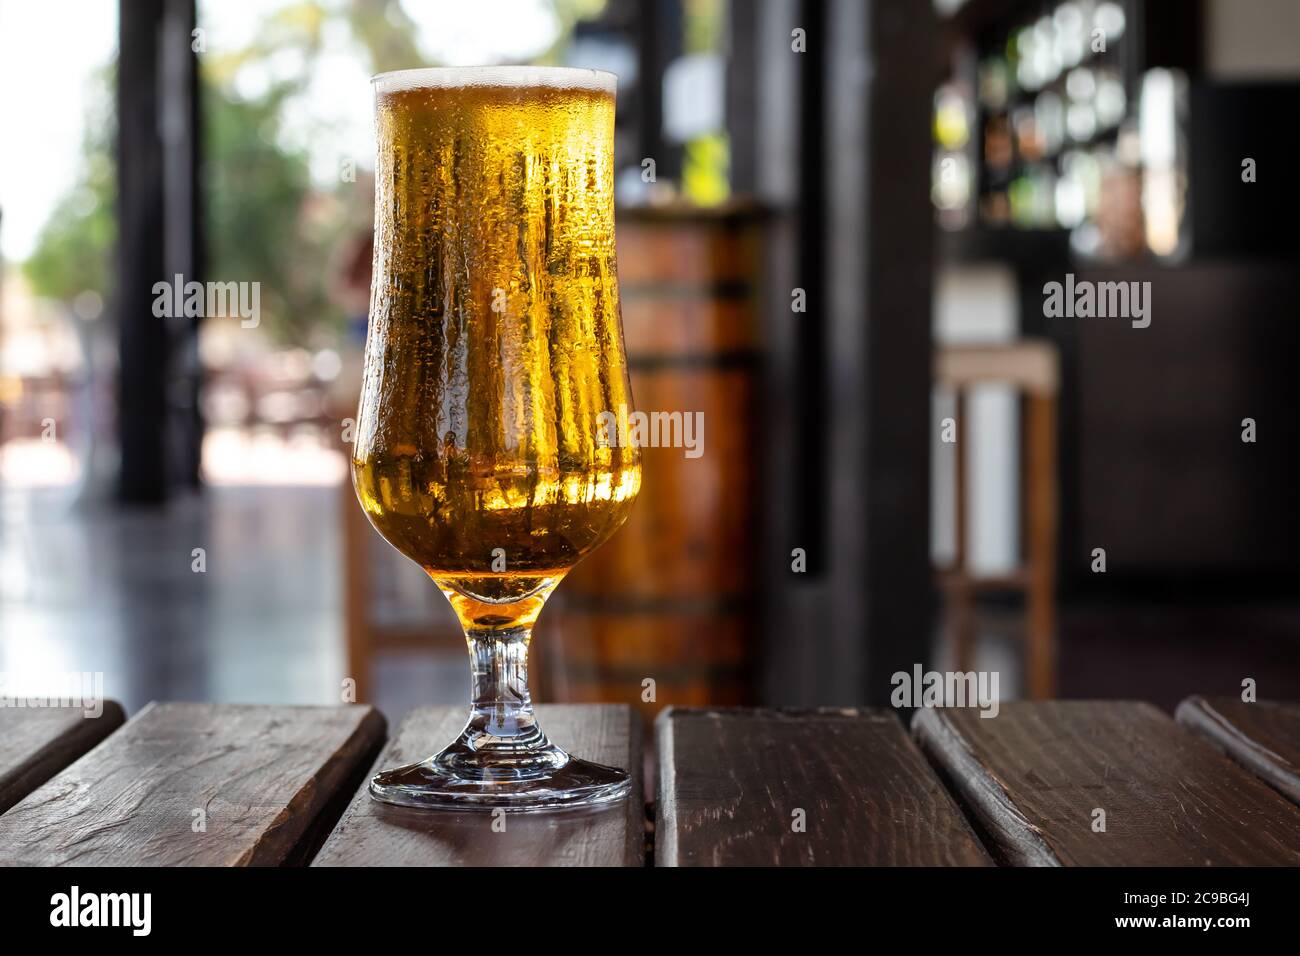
[373,66,616,96]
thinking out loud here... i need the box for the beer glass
[352,67,640,810]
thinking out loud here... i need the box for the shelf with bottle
[934,0,1141,254]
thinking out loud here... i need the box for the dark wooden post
[636,0,683,184]
[117,0,168,503]
[727,0,824,703]
[735,0,936,705]
[824,0,936,705]
[116,0,202,503]
[162,0,205,489]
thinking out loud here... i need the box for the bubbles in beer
[353,78,640,606]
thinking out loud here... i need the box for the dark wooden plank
[913,700,1300,866]
[312,705,643,867]
[0,703,385,866]
[1177,696,1300,807]
[0,703,126,815]
[655,707,992,866]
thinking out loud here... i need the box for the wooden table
[2,697,1297,866]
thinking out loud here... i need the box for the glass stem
[452,625,558,769]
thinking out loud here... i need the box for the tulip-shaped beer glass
[352,67,641,810]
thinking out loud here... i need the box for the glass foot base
[369,744,631,812]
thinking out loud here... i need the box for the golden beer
[353,67,639,810]
[353,72,641,622]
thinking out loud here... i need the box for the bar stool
[936,341,1060,698]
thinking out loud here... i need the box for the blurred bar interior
[1,0,1298,722]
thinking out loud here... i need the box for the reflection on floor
[937,601,1300,712]
[5,484,1299,722]
[0,484,462,719]
[1059,602,1300,710]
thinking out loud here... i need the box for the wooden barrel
[539,202,765,727]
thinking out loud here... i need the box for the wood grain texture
[1177,696,1300,807]
[312,705,644,866]
[0,703,126,815]
[913,700,1300,866]
[0,703,385,866]
[655,707,992,866]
